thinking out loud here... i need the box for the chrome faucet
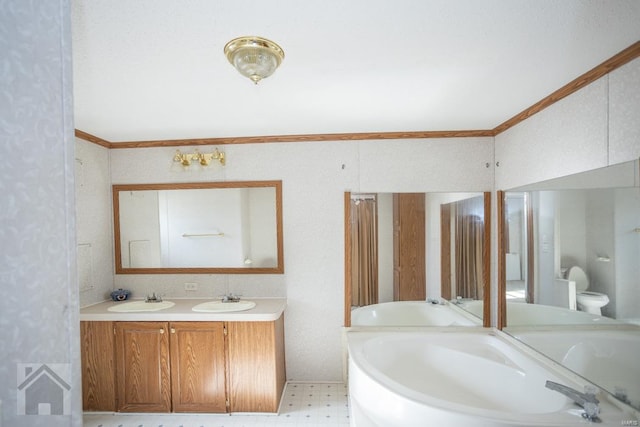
[545,380,600,422]
[453,296,464,305]
[426,297,444,305]
[221,293,241,303]
[145,292,163,303]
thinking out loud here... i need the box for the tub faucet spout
[545,380,600,422]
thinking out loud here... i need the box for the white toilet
[565,266,609,315]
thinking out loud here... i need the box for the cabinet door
[170,322,227,413]
[115,321,171,412]
[227,316,286,412]
[80,321,116,411]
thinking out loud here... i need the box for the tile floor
[83,382,350,427]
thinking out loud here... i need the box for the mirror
[344,191,491,326]
[499,159,640,409]
[113,180,284,274]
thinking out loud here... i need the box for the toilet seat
[579,291,606,297]
[566,266,589,292]
[565,267,608,298]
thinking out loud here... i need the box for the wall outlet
[184,282,198,291]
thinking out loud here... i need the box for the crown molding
[74,129,111,148]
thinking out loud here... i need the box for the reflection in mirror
[113,181,283,274]
[501,160,640,324]
[504,192,534,303]
[345,192,491,327]
[499,159,640,410]
[441,194,487,302]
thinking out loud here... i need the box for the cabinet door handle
[159,329,165,334]
[170,328,176,334]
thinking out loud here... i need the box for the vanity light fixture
[173,148,225,167]
[224,36,285,84]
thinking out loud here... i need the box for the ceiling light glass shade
[224,36,285,84]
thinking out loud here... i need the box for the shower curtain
[350,198,378,307]
[454,197,485,300]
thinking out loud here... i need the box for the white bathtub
[460,300,621,326]
[351,301,480,326]
[509,327,640,411]
[347,330,638,426]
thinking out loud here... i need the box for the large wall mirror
[113,180,284,274]
[344,191,491,327]
[498,159,640,410]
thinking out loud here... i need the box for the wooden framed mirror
[344,191,491,327]
[113,180,284,274]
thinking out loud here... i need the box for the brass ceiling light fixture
[224,36,285,84]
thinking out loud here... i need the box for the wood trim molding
[525,192,535,304]
[80,130,495,149]
[75,129,111,148]
[496,190,507,330]
[482,191,492,328]
[75,41,639,149]
[344,192,352,327]
[439,204,452,301]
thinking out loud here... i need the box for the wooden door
[226,316,286,412]
[80,321,116,411]
[169,322,227,413]
[393,193,426,300]
[115,321,171,412]
[440,203,452,300]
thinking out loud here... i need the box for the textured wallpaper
[0,1,82,426]
[609,57,640,165]
[75,139,114,308]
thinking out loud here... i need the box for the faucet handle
[582,385,600,421]
[220,293,242,302]
[614,386,631,404]
[582,401,600,421]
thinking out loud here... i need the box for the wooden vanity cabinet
[80,321,116,411]
[169,322,227,412]
[81,316,285,414]
[227,316,286,412]
[114,321,172,412]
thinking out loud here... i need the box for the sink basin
[107,300,175,312]
[192,300,256,313]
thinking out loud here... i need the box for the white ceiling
[71,0,640,143]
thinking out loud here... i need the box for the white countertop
[80,298,286,322]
